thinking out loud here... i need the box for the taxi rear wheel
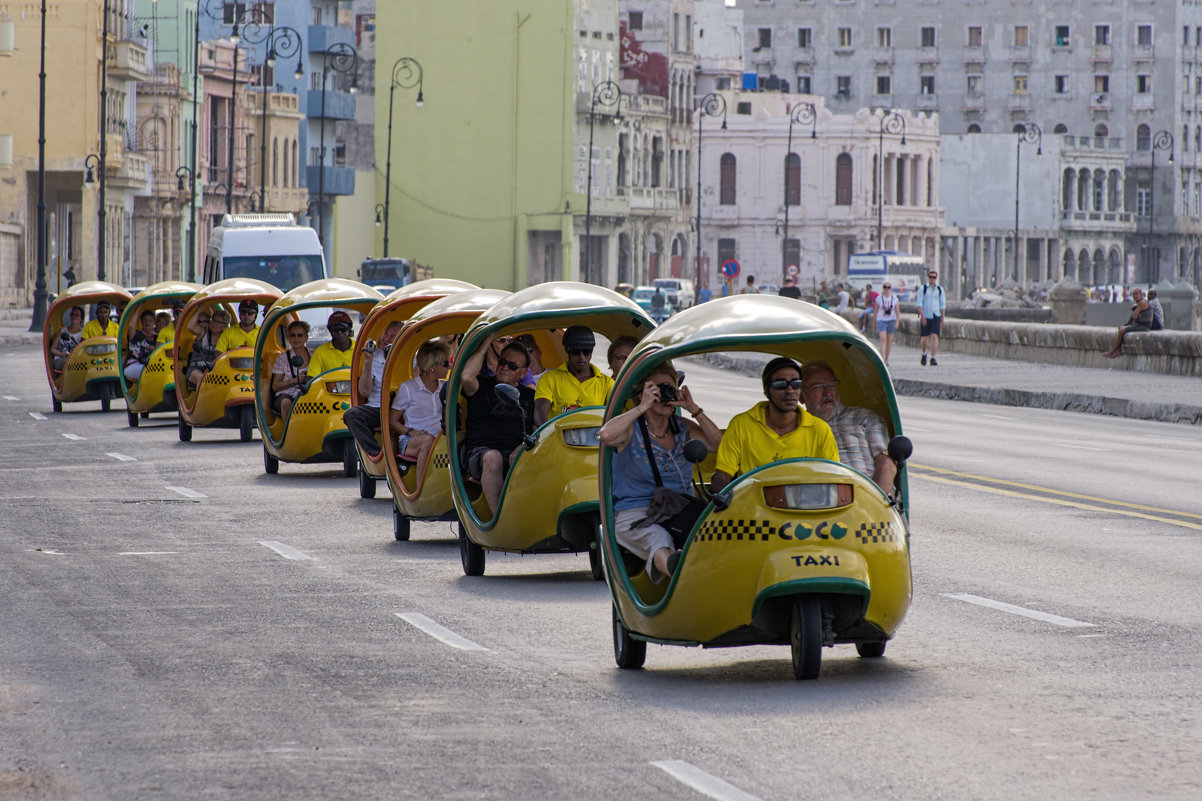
[342,443,357,478]
[127,410,140,428]
[459,523,485,576]
[52,395,62,413]
[99,384,111,412]
[359,459,377,499]
[790,597,823,681]
[613,605,646,669]
[263,445,279,474]
[393,507,410,541]
[856,641,887,659]
[588,517,605,582]
[177,414,192,442]
[238,406,254,443]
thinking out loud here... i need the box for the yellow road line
[908,466,1202,532]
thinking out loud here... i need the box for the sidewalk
[5,306,1199,425]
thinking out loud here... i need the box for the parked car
[632,285,674,320]
[652,277,695,310]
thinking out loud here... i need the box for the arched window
[1092,170,1105,211]
[1053,123,1068,134]
[966,124,981,133]
[785,153,801,206]
[1062,168,1074,211]
[719,153,736,205]
[1137,124,1151,151]
[272,137,279,186]
[292,140,298,186]
[1012,123,1027,133]
[1094,123,1109,139]
[835,153,853,205]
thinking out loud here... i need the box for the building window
[920,76,935,95]
[1185,26,1191,46]
[736,101,752,115]
[967,26,982,47]
[1095,25,1110,45]
[1137,124,1151,151]
[1054,75,1068,94]
[717,238,737,264]
[967,124,981,133]
[966,75,981,95]
[716,76,732,90]
[785,153,801,206]
[1013,75,1028,94]
[757,28,772,49]
[719,153,736,205]
[223,2,247,24]
[1136,187,1150,217]
[837,27,853,48]
[1095,75,1110,93]
[1055,25,1070,47]
[797,76,812,93]
[1054,123,1068,134]
[1014,25,1028,47]
[1137,74,1152,93]
[921,27,936,48]
[877,27,892,48]
[876,75,892,95]
[798,28,812,48]
[1138,25,1152,47]
[628,11,642,30]
[836,76,852,97]
[835,153,853,205]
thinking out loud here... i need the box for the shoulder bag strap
[637,417,664,488]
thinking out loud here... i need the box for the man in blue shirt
[917,269,946,366]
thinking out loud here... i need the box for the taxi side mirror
[683,438,709,464]
[887,435,913,465]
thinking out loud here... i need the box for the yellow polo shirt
[308,340,355,375]
[534,361,615,417]
[215,324,259,352]
[156,323,175,344]
[715,401,839,477]
[82,319,117,339]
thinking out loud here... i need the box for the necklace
[647,420,670,438]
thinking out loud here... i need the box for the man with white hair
[800,360,896,491]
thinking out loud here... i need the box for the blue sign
[721,259,741,278]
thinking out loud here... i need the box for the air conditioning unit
[1093,92,1108,104]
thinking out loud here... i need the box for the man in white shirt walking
[917,269,946,366]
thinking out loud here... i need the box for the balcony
[1091,44,1112,64]
[962,49,985,68]
[916,48,939,65]
[872,48,893,66]
[308,24,353,53]
[305,165,355,197]
[794,49,815,66]
[1007,93,1031,111]
[107,40,151,82]
[627,186,681,213]
[1059,209,1136,233]
[306,89,355,121]
[916,93,938,111]
[1089,92,1111,111]
[1132,93,1155,110]
[961,93,984,111]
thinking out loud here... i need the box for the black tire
[589,542,605,582]
[342,443,357,478]
[127,410,139,428]
[393,506,411,541]
[100,383,111,412]
[239,405,254,442]
[263,444,278,474]
[141,412,150,419]
[791,597,823,681]
[613,605,646,669]
[52,395,62,413]
[178,414,192,442]
[856,640,887,659]
[359,458,377,499]
[458,522,485,576]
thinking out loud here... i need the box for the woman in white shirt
[874,283,899,365]
[389,339,454,476]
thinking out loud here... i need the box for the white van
[652,277,696,310]
[203,214,327,293]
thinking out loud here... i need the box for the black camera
[657,382,678,402]
[363,339,377,354]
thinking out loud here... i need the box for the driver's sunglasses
[567,348,593,357]
[329,323,352,333]
[499,358,527,371]
[240,308,256,315]
[768,378,803,391]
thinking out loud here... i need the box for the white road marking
[29,411,47,420]
[942,593,1095,628]
[62,433,86,441]
[34,549,66,555]
[119,551,179,556]
[651,761,765,801]
[394,612,488,651]
[166,486,207,499]
[978,413,1015,421]
[3,395,19,400]
[258,540,314,561]
[902,425,930,432]
[1050,442,1111,452]
[106,452,137,462]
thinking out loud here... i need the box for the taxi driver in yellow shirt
[533,325,615,426]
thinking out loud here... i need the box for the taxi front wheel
[178,415,191,442]
[613,605,646,669]
[127,410,139,428]
[263,445,278,474]
[393,507,410,541]
[459,523,485,576]
[791,597,822,681]
[239,406,254,443]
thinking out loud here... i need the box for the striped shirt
[821,403,889,477]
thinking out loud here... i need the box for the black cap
[562,325,595,351]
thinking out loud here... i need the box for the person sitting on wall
[1103,287,1153,358]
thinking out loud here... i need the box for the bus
[847,251,926,301]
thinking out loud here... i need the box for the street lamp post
[383,57,423,258]
[1013,122,1042,284]
[876,110,906,252]
[695,92,727,296]
[781,102,816,278]
[316,43,359,248]
[93,0,113,282]
[584,80,621,285]
[30,0,49,330]
[1145,129,1174,287]
[83,154,104,281]
[252,25,304,214]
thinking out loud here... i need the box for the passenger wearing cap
[710,357,839,493]
[308,311,356,375]
[82,302,118,339]
[216,299,261,352]
[532,325,615,426]
[800,360,896,491]
[156,301,184,344]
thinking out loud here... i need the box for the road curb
[0,333,41,347]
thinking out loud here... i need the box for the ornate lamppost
[315,43,359,248]
[382,57,423,258]
[1145,129,1174,287]
[1013,122,1042,283]
[695,92,727,295]
[781,102,816,278]
[30,0,49,329]
[584,80,621,285]
[247,24,304,213]
[876,110,906,251]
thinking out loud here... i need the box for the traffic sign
[786,264,799,277]
[721,259,740,278]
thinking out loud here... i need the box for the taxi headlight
[228,357,253,370]
[325,380,352,395]
[763,483,853,510]
[562,427,600,447]
[86,344,117,355]
[164,349,174,359]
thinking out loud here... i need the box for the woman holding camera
[271,320,312,424]
[598,363,722,582]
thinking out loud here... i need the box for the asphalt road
[2,345,1200,801]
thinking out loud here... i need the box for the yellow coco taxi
[601,295,914,680]
[43,281,133,412]
[351,278,480,499]
[254,278,383,476]
[117,281,201,427]
[174,278,282,442]
[447,282,655,578]
[383,288,510,541]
